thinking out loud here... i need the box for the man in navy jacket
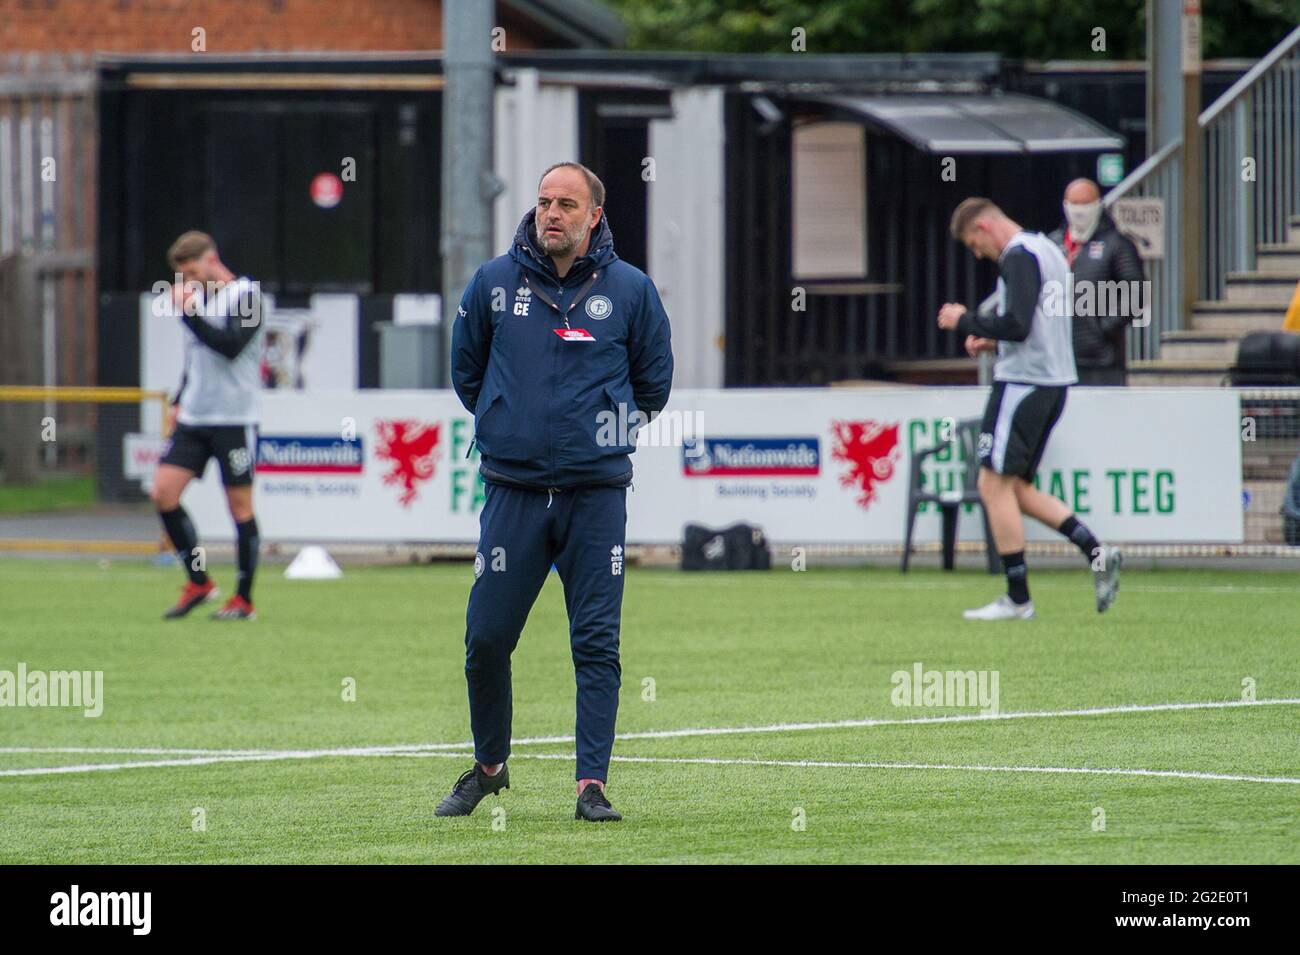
[436,162,673,823]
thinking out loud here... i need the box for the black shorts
[159,423,258,487]
[977,382,1067,480]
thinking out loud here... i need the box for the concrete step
[1242,452,1300,480]
[882,357,979,386]
[1224,271,1299,303]
[1159,331,1239,362]
[1127,359,1230,387]
[1244,479,1293,544]
[1189,300,1288,333]
[1255,246,1300,274]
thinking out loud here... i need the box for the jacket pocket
[598,382,641,456]
[472,379,502,453]
[473,377,543,463]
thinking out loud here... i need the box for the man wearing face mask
[1047,179,1144,386]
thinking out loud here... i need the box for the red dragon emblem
[830,420,901,510]
[374,420,441,507]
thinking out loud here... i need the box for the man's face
[177,250,217,285]
[960,220,1000,261]
[536,168,600,257]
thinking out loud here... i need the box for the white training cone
[284,545,343,580]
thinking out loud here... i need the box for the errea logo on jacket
[513,286,532,316]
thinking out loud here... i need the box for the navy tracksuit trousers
[464,480,627,781]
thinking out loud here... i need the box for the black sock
[235,516,259,603]
[1058,515,1101,566]
[159,506,208,585]
[1001,550,1030,604]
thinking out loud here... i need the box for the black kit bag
[1229,332,1300,386]
[681,523,772,571]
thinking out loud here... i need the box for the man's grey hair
[538,161,605,210]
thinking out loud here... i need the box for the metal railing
[1103,25,1300,362]
[1201,24,1300,301]
[1103,138,1181,362]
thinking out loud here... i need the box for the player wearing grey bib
[151,231,264,621]
[939,198,1121,621]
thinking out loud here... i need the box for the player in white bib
[939,198,1121,621]
[151,231,264,620]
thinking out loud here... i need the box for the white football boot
[962,594,1035,621]
[1093,545,1122,613]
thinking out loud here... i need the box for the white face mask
[1064,200,1102,242]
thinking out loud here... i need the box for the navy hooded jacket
[451,208,674,490]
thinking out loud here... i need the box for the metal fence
[0,53,98,393]
[1103,139,1181,362]
[0,388,167,516]
[1240,388,1300,549]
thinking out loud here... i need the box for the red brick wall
[0,1,548,54]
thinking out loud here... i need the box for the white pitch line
[4,698,1296,767]
[500,696,1300,747]
[0,742,475,757]
[0,754,317,777]
[0,746,274,756]
[0,742,470,778]
[483,752,1300,786]
[7,745,1300,787]
[304,749,1300,786]
[644,576,1300,595]
[344,696,1300,751]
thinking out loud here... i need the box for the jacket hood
[510,207,618,281]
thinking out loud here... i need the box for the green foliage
[0,475,95,514]
[603,0,1300,60]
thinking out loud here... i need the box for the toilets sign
[1110,197,1164,261]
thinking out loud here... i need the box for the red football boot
[211,595,256,621]
[163,580,218,619]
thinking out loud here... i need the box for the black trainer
[575,781,622,822]
[434,763,509,817]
